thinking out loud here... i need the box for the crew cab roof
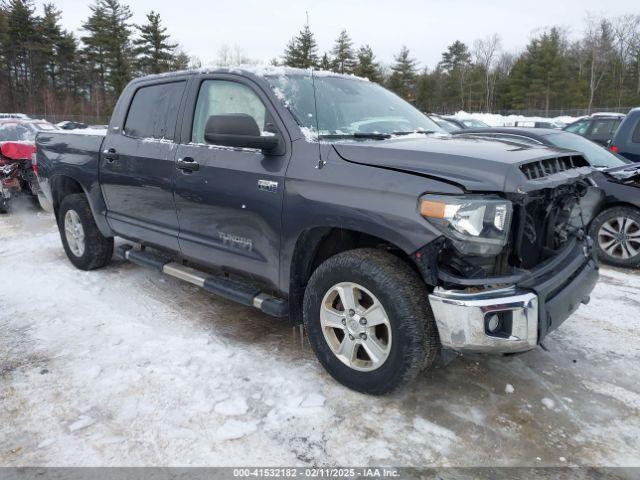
[127,66,369,85]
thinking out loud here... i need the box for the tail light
[610,145,620,153]
[0,142,37,161]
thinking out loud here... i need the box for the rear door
[172,74,290,289]
[101,80,187,250]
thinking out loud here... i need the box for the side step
[116,244,288,317]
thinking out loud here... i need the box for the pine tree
[0,6,8,101]
[133,11,177,75]
[388,46,417,99]
[319,52,332,70]
[354,45,381,82]
[438,40,471,110]
[171,46,191,70]
[331,29,355,74]
[82,0,133,109]
[37,4,63,90]
[283,23,318,68]
[102,0,133,96]
[506,28,572,113]
[81,1,109,108]
[4,0,39,110]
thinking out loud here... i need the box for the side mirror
[204,114,280,152]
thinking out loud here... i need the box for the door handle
[103,148,119,163]
[177,157,199,172]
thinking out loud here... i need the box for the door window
[124,81,186,140]
[192,80,267,144]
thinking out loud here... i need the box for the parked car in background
[515,120,562,129]
[441,116,489,129]
[0,113,30,119]
[0,118,58,212]
[427,115,461,132]
[609,107,640,163]
[57,120,89,130]
[454,127,640,268]
[563,113,625,146]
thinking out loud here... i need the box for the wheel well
[51,176,84,218]
[598,201,640,214]
[288,227,413,325]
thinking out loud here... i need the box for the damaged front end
[414,155,604,353]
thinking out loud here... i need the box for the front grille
[520,155,589,180]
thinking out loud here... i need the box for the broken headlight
[420,195,513,256]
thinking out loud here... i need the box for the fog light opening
[484,311,514,338]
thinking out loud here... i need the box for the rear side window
[590,120,616,136]
[632,120,640,144]
[124,81,186,140]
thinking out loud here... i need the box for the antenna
[305,10,309,27]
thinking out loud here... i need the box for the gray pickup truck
[36,68,602,394]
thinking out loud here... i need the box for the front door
[173,76,289,289]
[101,80,187,250]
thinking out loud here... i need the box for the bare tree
[215,44,252,67]
[473,34,501,111]
[584,14,614,113]
[611,15,640,108]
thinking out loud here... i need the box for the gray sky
[37,0,639,68]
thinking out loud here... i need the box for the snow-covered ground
[1,204,640,467]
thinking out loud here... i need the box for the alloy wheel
[598,216,640,260]
[64,209,85,257]
[319,282,392,372]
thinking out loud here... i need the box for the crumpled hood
[602,161,640,185]
[332,135,589,192]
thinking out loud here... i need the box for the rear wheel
[57,194,113,270]
[303,248,440,395]
[590,206,640,268]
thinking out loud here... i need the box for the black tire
[589,206,640,268]
[303,248,440,395]
[57,193,114,270]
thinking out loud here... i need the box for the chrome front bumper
[428,287,539,353]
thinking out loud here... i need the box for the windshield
[432,117,460,132]
[265,73,442,139]
[545,132,630,168]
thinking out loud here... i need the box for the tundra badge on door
[258,179,278,193]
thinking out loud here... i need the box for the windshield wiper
[319,132,392,140]
[392,130,436,136]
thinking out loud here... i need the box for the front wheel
[57,193,114,270]
[303,249,440,395]
[590,206,640,268]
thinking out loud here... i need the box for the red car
[0,118,58,213]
